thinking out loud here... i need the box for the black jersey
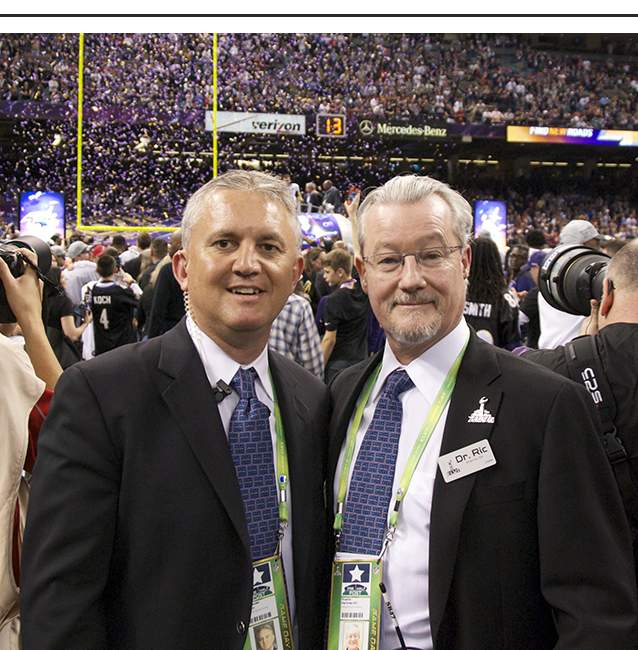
[464,291,520,350]
[90,281,138,355]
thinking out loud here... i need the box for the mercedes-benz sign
[359,120,374,136]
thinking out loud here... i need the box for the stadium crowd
[218,33,638,129]
[4,33,637,129]
[2,33,638,232]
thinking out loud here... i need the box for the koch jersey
[90,281,138,355]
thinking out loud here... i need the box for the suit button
[236,620,246,635]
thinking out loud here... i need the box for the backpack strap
[565,336,638,525]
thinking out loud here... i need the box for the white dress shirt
[186,315,296,636]
[334,319,470,650]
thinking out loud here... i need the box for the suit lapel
[157,320,250,552]
[429,334,503,644]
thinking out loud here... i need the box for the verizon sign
[205,111,306,135]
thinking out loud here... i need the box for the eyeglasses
[363,246,463,274]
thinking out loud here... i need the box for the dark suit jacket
[21,319,330,649]
[328,332,638,649]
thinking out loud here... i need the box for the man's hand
[344,191,361,221]
[579,299,600,336]
[0,248,43,329]
[121,271,135,286]
[0,248,62,388]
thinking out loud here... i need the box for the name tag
[244,555,294,650]
[327,559,382,650]
[438,439,496,483]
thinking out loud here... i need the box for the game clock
[316,113,347,138]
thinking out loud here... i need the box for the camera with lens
[0,235,52,323]
[539,244,610,316]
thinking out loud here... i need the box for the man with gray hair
[21,170,330,649]
[327,174,637,649]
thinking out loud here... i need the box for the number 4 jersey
[89,280,138,355]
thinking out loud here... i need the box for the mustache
[392,292,438,307]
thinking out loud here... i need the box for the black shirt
[306,190,322,213]
[90,281,138,355]
[147,263,185,338]
[464,291,520,350]
[520,287,541,349]
[123,255,143,280]
[323,281,369,366]
[46,291,74,330]
[45,291,81,368]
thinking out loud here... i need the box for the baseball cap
[559,220,601,246]
[50,245,65,258]
[528,251,547,267]
[67,241,89,259]
[91,243,106,258]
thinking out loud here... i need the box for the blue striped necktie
[228,368,279,560]
[340,369,414,555]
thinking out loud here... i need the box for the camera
[0,235,52,323]
[539,244,610,316]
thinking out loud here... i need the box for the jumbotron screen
[19,191,65,241]
[507,126,638,147]
[473,200,507,253]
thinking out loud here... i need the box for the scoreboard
[316,113,347,138]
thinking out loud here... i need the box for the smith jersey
[90,281,138,355]
[464,291,520,349]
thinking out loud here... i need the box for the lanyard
[333,340,468,550]
[270,374,290,532]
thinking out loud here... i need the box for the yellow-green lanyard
[270,374,290,532]
[333,340,468,550]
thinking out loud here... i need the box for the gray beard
[386,310,443,346]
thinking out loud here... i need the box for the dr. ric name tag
[438,439,496,483]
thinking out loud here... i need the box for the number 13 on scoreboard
[316,113,347,138]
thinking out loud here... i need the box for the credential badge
[467,396,495,424]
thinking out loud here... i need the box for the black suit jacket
[328,332,637,649]
[22,319,330,649]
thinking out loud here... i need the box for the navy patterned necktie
[340,369,415,555]
[228,367,279,560]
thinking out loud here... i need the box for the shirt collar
[372,319,470,404]
[186,314,273,402]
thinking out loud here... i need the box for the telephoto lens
[539,244,610,316]
[0,235,52,323]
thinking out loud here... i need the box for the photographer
[0,246,62,644]
[44,266,92,369]
[521,239,638,578]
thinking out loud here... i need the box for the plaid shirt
[269,293,324,380]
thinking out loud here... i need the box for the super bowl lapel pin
[467,396,495,424]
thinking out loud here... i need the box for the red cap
[91,244,106,258]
